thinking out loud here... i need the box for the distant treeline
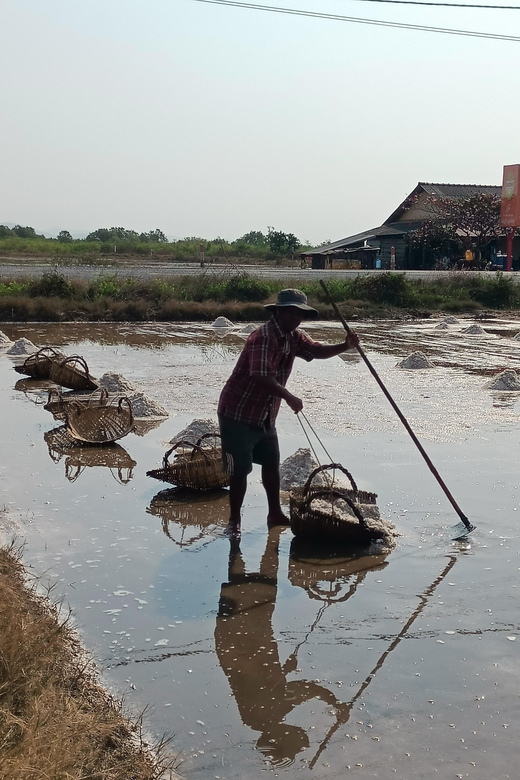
[0,225,311,260]
[0,270,518,322]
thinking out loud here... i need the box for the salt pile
[462,324,486,335]
[0,330,12,344]
[397,351,434,369]
[280,448,322,491]
[239,324,257,335]
[169,418,219,446]
[304,496,397,548]
[126,392,168,418]
[514,333,520,341]
[435,322,449,330]
[486,369,520,391]
[442,316,459,324]
[6,338,38,356]
[212,316,234,328]
[98,372,137,393]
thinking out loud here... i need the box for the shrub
[28,272,75,299]
[224,276,271,302]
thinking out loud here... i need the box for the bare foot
[267,511,291,528]
[224,521,241,539]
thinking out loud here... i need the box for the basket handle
[46,387,64,405]
[87,387,109,407]
[116,396,134,421]
[65,460,84,482]
[303,463,358,496]
[58,354,93,377]
[23,346,61,367]
[194,432,221,447]
[302,488,368,528]
[162,440,212,468]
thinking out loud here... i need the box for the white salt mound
[212,316,234,328]
[398,351,434,369]
[514,332,520,341]
[435,322,449,330]
[239,323,257,335]
[98,372,137,393]
[442,316,459,324]
[126,392,168,418]
[462,324,486,335]
[6,338,38,356]
[0,331,12,344]
[486,369,520,391]
[170,418,219,446]
[280,448,322,491]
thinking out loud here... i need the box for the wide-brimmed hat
[264,288,318,317]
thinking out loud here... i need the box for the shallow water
[1,317,520,780]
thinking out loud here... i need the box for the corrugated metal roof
[304,224,406,255]
[419,182,501,198]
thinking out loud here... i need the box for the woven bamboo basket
[147,433,230,490]
[49,355,98,391]
[290,463,383,545]
[14,347,66,379]
[65,396,134,443]
[44,387,109,422]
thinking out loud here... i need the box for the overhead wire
[191,0,520,40]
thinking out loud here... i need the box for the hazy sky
[1,0,519,244]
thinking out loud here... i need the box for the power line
[192,0,520,40]
[341,0,520,9]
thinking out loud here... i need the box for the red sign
[500,164,520,228]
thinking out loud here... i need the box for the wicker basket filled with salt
[147,433,230,491]
[49,355,98,391]
[65,396,134,443]
[290,463,393,545]
[14,347,66,379]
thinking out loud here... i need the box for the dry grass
[0,542,179,780]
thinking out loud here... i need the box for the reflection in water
[215,531,351,767]
[147,488,229,547]
[491,391,520,409]
[216,534,460,769]
[43,426,136,483]
[14,377,56,404]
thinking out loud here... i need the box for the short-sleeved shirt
[218,316,318,429]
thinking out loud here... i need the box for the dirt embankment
[0,533,179,780]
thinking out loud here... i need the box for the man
[218,288,359,536]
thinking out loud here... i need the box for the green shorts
[218,415,280,477]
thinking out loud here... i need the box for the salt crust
[6,338,38,355]
[169,418,219,446]
[462,324,486,334]
[397,351,434,369]
[486,369,520,391]
[212,316,234,328]
[0,330,12,344]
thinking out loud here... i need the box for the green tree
[12,225,42,239]
[239,230,266,246]
[139,228,168,243]
[57,230,73,243]
[267,227,300,256]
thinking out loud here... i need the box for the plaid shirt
[218,316,319,428]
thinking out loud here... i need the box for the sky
[1,0,520,245]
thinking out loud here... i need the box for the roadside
[0,515,179,780]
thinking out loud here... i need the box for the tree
[139,229,168,243]
[57,230,73,243]
[238,230,266,246]
[409,192,502,263]
[267,227,300,256]
[12,225,42,239]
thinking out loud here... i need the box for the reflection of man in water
[214,530,346,766]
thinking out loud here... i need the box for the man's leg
[262,463,290,527]
[227,473,247,535]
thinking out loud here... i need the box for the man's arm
[310,330,359,359]
[252,374,303,414]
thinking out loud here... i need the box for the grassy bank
[0,541,177,780]
[1,270,519,322]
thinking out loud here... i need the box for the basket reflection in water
[43,425,136,483]
[147,488,229,547]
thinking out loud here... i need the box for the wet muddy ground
[1,316,520,780]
